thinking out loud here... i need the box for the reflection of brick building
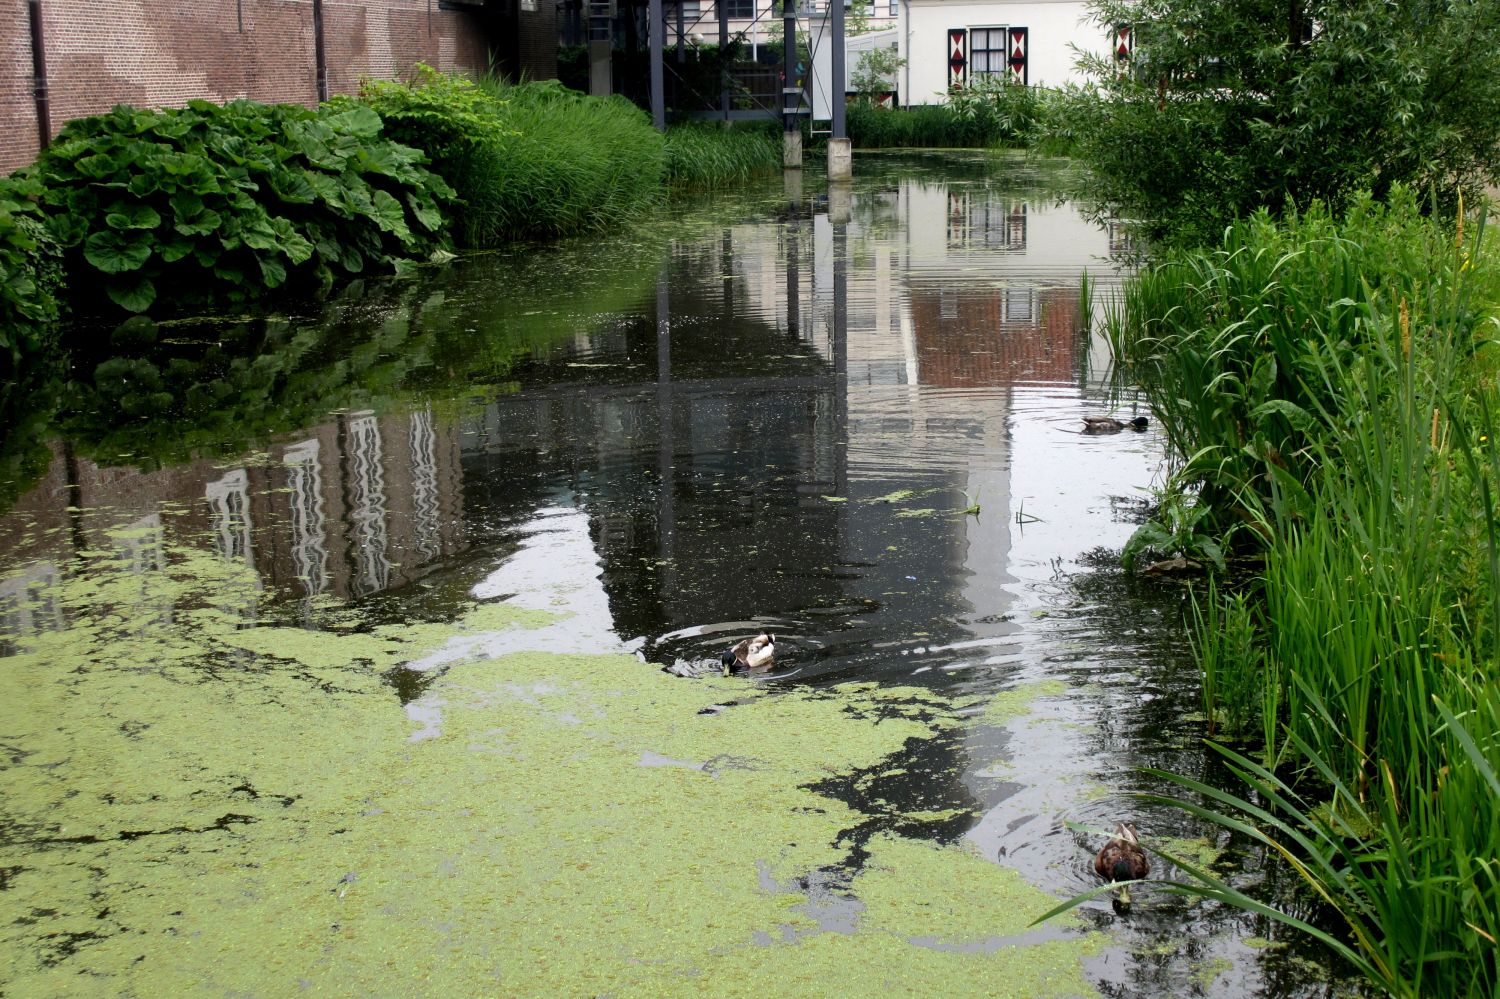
[909,286,1079,387]
[0,407,466,647]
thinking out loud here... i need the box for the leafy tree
[850,45,905,99]
[1061,0,1500,240]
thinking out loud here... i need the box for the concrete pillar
[827,137,852,182]
[784,129,803,168]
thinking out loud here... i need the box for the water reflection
[0,154,1344,997]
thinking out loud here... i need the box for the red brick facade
[1,0,555,174]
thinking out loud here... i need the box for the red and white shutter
[948,28,968,89]
[1007,27,1028,84]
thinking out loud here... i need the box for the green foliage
[20,99,453,315]
[1069,0,1500,239]
[1104,192,1500,997]
[0,174,65,434]
[335,64,515,162]
[663,123,780,190]
[1120,488,1225,572]
[946,77,1045,144]
[850,46,906,98]
[456,79,665,244]
[1106,186,1468,535]
[847,84,1059,149]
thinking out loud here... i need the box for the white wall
[899,0,1106,104]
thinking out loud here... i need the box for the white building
[898,0,1109,103]
[653,0,1112,109]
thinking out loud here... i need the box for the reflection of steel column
[206,469,255,570]
[655,275,677,598]
[832,207,848,495]
[786,222,800,337]
[722,228,734,318]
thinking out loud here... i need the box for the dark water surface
[0,153,1353,996]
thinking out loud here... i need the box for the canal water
[0,153,1353,996]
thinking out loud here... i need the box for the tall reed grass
[466,79,666,244]
[1098,187,1500,997]
[663,123,781,190]
[344,72,667,246]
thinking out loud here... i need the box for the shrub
[338,65,514,162]
[1071,0,1500,239]
[21,99,454,314]
[0,174,65,427]
[847,83,1056,149]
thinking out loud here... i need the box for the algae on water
[1,541,1103,996]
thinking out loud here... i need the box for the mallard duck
[721,632,775,673]
[1094,822,1149,910]
[1083,415,1149,434]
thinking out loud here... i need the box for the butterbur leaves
[20,97,454,318]
[84,230,152,273]
[104,202,160,231]
[107,275,157,313]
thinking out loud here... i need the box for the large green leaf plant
[19,99,454,314]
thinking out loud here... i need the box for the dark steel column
[27,0,50,150]
[676,0,685,62]
[782,0,796,134]
[312,0,329,101]
[830,0,845,139]
[650,0,666,128]
[718,0,730,120]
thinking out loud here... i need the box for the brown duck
[721,632,776,673]
[1082,415,1149,434]
[1094,822,1149,910]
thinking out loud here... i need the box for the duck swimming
[1094,822,1149,911]
[1082,415,1149,434]
[721,633,775,673]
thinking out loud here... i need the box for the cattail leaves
[1103,188,1500,996]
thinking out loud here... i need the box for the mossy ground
[1,542,1105,995]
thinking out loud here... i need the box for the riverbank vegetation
[1103,189,1500,997]
[0,181,63,418]
[663,122,780,190]
[0,68,785,403]
[12,100,453,316]
[350,72,667,244]
[848,79,1064,151]
[1065,0,1500,243]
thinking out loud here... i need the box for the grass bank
[663,122,781,190]
[1102,188,1500,997]
[848,82,1069,151]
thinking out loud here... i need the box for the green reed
[1095,188,1500,996]
[663,123,781,191]
[465,79,666,244]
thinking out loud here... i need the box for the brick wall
[0,0,505,174]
